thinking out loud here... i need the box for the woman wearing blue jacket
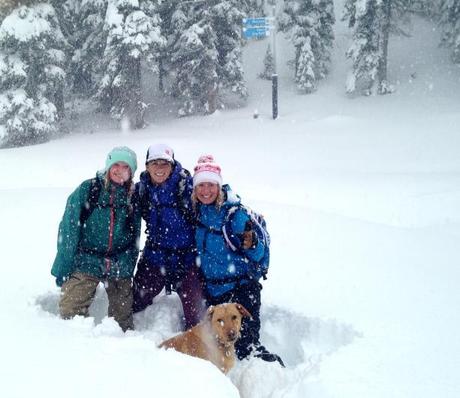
[133,144,204,329]
[192,155,284,366]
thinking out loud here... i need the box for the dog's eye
[217,319,224,326]
[232,315,237,320]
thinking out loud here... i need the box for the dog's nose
[228,329,237,340]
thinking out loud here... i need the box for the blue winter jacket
[195,185,265,298]
[136,162,195,270]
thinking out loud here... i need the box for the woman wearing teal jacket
[51,147,141,331]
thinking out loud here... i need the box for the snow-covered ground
[1,7,460,398]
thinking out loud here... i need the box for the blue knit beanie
[105,146,138,175]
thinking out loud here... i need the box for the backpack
[79,178,102,226]
[79,178,134,230]
[221,204,270,280]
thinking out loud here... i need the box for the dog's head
[207,303,252,346]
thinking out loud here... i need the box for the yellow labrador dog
[159,303,251,374]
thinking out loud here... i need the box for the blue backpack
[221,204,271,280]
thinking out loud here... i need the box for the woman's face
[147,160,173,184]
[196,182,220,205]
[109,162,131,185]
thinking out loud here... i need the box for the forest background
[1,0,459,148]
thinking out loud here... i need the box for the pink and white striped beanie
[193,154,222,187]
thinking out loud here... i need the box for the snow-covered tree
[154,0,181,93]
[96,0,165,128]
[169,0,247,116]
[53,0,108,94]
[410,0,441,18]
[295,37,316,91]
[0,3,66,148]
[246,0,266,15]
[170,7,219,116]
[280,0,335,93]
[259,44,275,80]
[213,1,247,101]
[315,0,335,78]
[439,0,460,63]
[343,0,411,96]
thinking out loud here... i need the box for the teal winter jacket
[51,172,141,284]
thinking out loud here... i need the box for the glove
[242,230,258,250]
[55,275,69,287]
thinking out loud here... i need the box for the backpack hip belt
[78,243,132,259]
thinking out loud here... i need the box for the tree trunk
[126,58,145,129]
[158,56,165,93]
[206,83,218,115]
[378,0,391,93]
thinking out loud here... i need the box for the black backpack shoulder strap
[80,178,102,226]
[136,179,152,221]
[177,168,195,223]
[177,168,190,204]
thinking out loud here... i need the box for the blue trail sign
[242,26,270,39]
[243,17,269,27]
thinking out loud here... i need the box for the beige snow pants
[59,272,134,332]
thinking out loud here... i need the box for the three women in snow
[51,145,283,366]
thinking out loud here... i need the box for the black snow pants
[206,280,262,360]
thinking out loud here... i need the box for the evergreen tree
[0,3,66,148]
[259,44,275,80]
[280,0,335,94]
[155,0,184,93]
[316,0,335,79]
[295,37,316,91]
[169,0,247,116]
[246,0,266,15]
[213,1,247,102]
[440,0,460,63]
[53,0,108,94]
[343,0,410,96]
[96,0,165,128]
[410,0,441,18]
[170,5,219,116]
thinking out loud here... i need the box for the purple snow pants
[133,254,205,329]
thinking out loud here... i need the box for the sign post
[270,6,278,119]
[243,13,278,119]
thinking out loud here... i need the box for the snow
[0,4,54,42]
[1,7,460,398]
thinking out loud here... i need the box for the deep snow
[1,5,460,398]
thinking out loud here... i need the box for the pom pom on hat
[193,154,222,187]
[105,146,137,175]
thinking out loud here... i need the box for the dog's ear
[206,305,215,321]
[235,303,252,318]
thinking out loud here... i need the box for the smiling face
[108,162,131,185]
[146,159,173,184]
[195,182,220,205]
